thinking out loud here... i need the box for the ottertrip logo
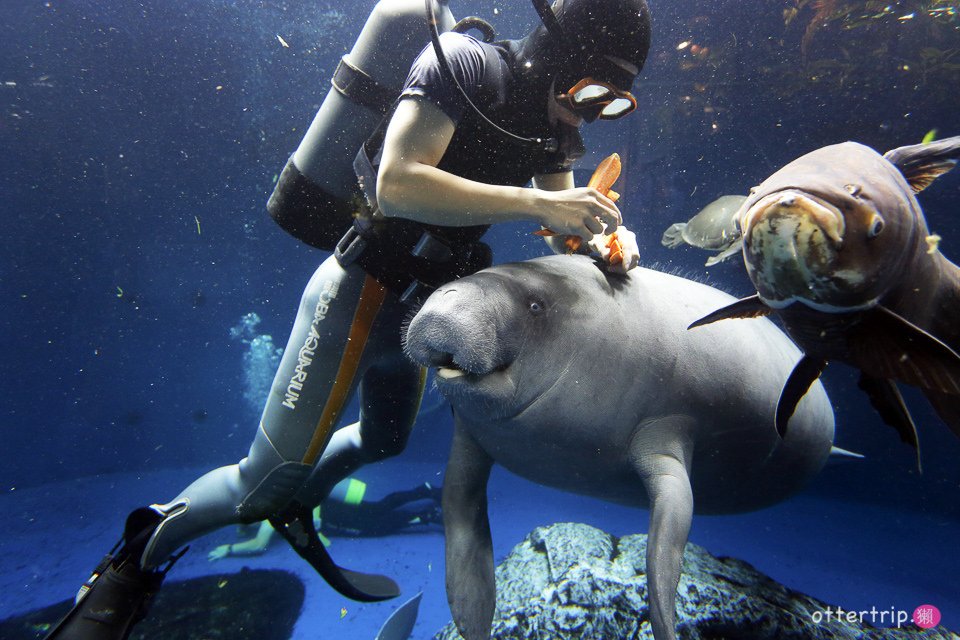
[283,279,339,410]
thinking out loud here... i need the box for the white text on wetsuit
[283,279,339,409]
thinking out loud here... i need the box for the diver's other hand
[534,187,622,241]
[590,226,640,274]
[208,545,230,562]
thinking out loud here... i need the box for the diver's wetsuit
[138,32,581,570]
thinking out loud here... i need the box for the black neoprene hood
[518,0,652,94]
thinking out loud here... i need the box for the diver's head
[516,0,652,123]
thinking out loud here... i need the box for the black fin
[776,356,827,437]
[269,505,399,602]
[847,306,960,396]
[688,294,772,330]
[883,135,960,193]
[924,388,960,439]
[857,374,922,472]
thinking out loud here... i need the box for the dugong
[404,255,836,640]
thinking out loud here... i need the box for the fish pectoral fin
[924,388,960,440]
[661,223,687,248]
[857,374,922,472]
[704,238,743,266]
[776,356,827,438]
[444,419,496,640]
[883,135,960,193]
[687,294,772,330]
[847,306,960,396]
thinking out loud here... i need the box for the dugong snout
[404,284,514,377]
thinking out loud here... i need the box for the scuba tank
[268,0,456,250]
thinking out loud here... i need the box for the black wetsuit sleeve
[400,32,486,124]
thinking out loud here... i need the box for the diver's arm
[532,171,640,272]
[376,98,621,241]
[208,520,275,560]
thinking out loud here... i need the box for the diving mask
[558,78,637,121]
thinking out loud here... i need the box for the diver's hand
[589,226,640,274]
[208,545,230,562]
[534,187,622,241]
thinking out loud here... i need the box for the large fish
[690,136,960,461]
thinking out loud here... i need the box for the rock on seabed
[434,523,958,640]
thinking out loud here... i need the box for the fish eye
[528,300,545,315]
[867,214,885,239]
[845,184,862,197]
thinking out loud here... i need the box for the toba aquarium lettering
[283,279,339,409]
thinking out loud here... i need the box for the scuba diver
[45,0,652,637]
[207,478,442,560]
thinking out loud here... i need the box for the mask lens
[600,97,634,118]
[572,84,612,104]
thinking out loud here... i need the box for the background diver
[207,476,443,560]
[45,0,652,637]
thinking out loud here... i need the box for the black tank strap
[332,56,396,115]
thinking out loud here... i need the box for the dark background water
[1,0,958,525]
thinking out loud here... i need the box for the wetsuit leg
[292,349,427,508]
[140,256,389,567]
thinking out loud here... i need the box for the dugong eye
[867,214,885,239]
[528,300,545,315]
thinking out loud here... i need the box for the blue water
[1,0,959,637]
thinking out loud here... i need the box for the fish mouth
[741,190,869,310]
[741,190,845,247]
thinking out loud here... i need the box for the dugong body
[404,255,835,640]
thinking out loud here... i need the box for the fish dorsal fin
[847,305,960,395]
[688,294,772,330]
[883,135,960,193]
[857,374,922,472]
[776,355,827,438]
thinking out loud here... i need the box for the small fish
[277,34,290,48]
[922,128,938,144]
[340,607,348,619]
[194,215,201,235]
[217,578,229,588]
[661,194,747,266]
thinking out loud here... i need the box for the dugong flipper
[443,422,496,639]
[406,256,835,640]
[626,416,695,639]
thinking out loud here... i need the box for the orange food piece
[534,153,622,259]
[587,153,622,197]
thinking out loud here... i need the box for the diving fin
[44,508,181,640]
[847,305,960,396]
[375,592,423,640]
[776,355,827,438]
[269,503,399,602]
[857,373,922,472]
[688,294,773,330]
